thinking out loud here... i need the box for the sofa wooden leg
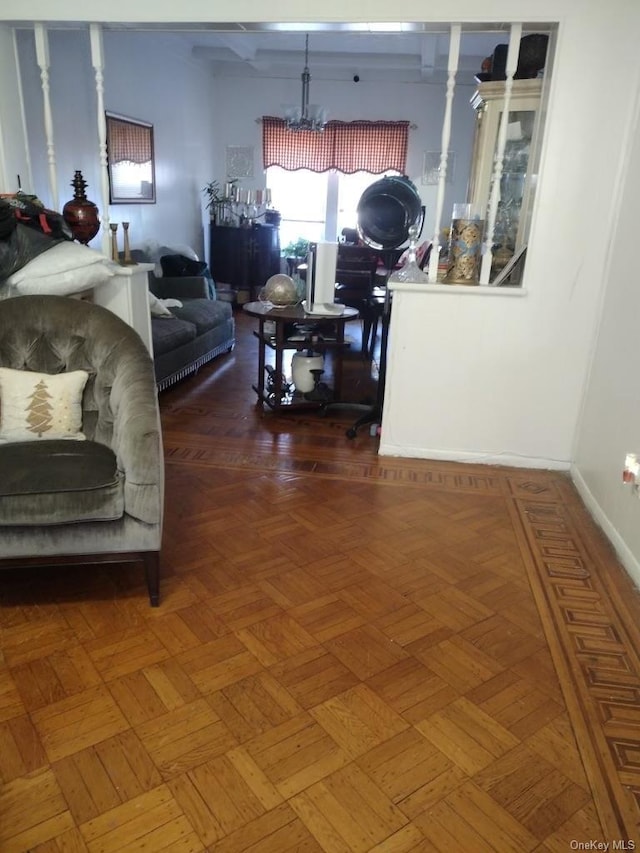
[143,552,160,606]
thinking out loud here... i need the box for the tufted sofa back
[0,294,155,447]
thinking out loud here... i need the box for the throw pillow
[0,367,89,443]
[6,241,116,296]
[160,254,216,299]
[13,262,116,296]
[160,254,208,278]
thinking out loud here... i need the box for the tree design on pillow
[26,379,54,436]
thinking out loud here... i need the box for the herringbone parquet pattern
[1,310,639,851]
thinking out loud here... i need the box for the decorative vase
[291,350,324,394]
[62,170,100,245]
[443,204,484,285]
[388,223,429,285]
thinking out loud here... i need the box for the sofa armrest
[148,272,212,300]
[110,352,164,526]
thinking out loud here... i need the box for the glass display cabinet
[467,78,543,281]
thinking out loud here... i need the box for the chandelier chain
[285,33,327,133]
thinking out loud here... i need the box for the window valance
[262,118,409,174]
[107,114,152,165]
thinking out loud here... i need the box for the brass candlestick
[120,222,137,265]
[109,223,119,262]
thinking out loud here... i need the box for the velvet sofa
[0,295,163,605]
[132,248,235,391]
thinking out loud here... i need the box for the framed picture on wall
[226,146,254,179]
[105,112,156,203]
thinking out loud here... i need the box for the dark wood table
[243,301,359,411]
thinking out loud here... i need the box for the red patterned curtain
[262,118,409,174]
[107,116,152,165]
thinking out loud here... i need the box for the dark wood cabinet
[209,224,281,304]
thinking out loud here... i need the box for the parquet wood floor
[1,310,640,851]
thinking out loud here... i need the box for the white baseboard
[571,465,640,589]
[377,443,570,471]
[376,444,640,589]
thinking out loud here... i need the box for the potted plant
[202,180,238,224]
[282,237,310,261]
[282,237,310,279]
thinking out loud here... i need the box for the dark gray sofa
[148,274,234,391]
[131,248,235,391]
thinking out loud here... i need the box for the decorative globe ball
[261,274,299,307]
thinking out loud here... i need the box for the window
[266,167,401,248]
[266,167,328,249]
[105,112,155,203]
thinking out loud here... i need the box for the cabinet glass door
[492,107,536,253]
[467,79,542,284]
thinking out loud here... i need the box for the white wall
[571,87,640,586]
[16,29,216,258]
[209,74,476,244]
[380,3,640,464]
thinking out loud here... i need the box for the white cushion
[148,291,173,317]
[13,262,116,295]
[0,367,89,443]
[6,241,116,296]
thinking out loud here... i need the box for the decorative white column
[89,23,111,257]
[427,24,461,283]
[34,23,58,210]
[0,25,32,194]
[479,22,522,285]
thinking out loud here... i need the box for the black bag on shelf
[3,193,72,242]
[0,196,72,283]
[0,198,17,240]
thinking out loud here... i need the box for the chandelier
[285,34,328,132]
